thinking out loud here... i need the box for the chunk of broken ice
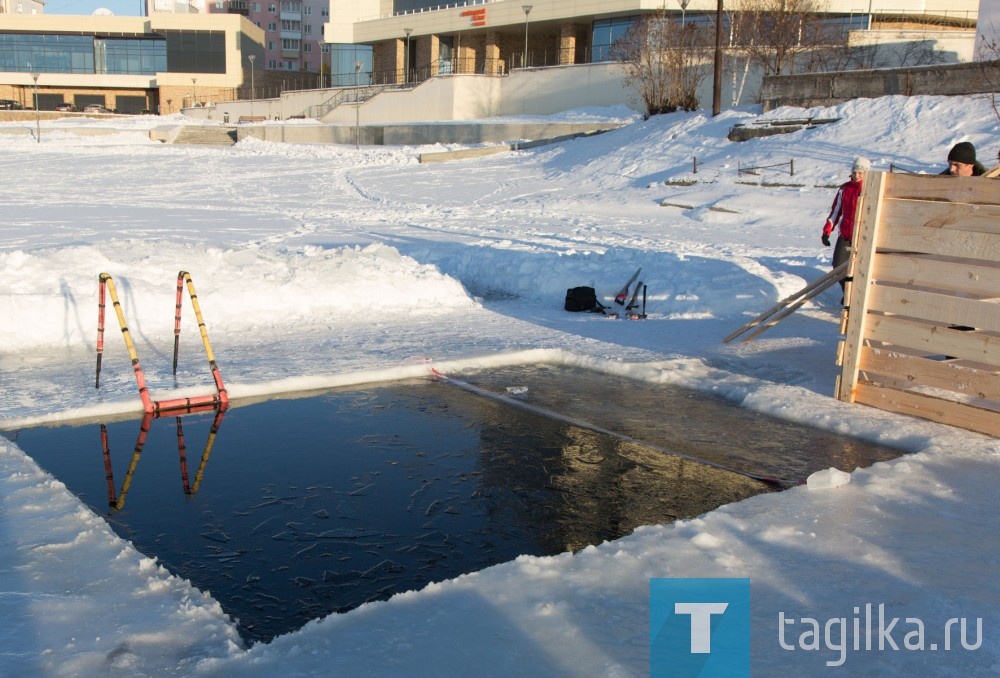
[806,467,851,490]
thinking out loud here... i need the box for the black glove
[821,234,831,247]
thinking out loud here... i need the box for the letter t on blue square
[650,578,750,678]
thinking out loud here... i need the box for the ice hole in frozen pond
[6,364,906,645]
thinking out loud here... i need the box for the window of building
[101,37,168,75]
[438,35,453,74]
[268,22,277,31]
[163,30,227,74]
[253,2,260,10]
[304,42,311,52]
[268,4,276,13]
[328,43,370,86]
[393,0,474,12]
[591,15,639,62]
[268,59,277,68]
[282,38,301,50]
[0,33,96,74]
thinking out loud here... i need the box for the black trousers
[832,236,851,297]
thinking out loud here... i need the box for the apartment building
[0,0,45,15]
[151,0,329,83]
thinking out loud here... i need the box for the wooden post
[836,171,887,402]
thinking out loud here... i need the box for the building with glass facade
[324,0,979,86]
[0,13,264,114]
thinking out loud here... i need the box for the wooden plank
[723,262,847,343]
[873,254,1000,298]
[854,382,1000,437]
[882,198,1000,236]
[859,345,1000,402]
[884,172,1000,205]
[838,171,886,402]
[864,313,1000,366]
[869,285,1000,332]
[736,265,848,343]
[877,223,1000,260]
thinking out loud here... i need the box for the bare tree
[728,0,833,76]
[976,32,1000,124]
[894,39,949,68]
[611,9,713,117]
[799,29,886,73]
[722,6,754,105]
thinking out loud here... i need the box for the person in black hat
[941,142,987,176]
[939,142,987,339]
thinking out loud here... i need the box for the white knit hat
[852,157,871,172]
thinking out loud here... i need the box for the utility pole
[712,0,723,116]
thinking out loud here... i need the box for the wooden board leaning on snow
[836,171,1000,437]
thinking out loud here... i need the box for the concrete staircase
[171,125,237,146]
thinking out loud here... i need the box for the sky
[0,96,999,675]
[43,0,143,16]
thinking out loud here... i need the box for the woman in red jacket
[821,157,870,303]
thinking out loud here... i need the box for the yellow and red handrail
[96,271,229,414]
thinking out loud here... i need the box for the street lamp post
[354,60,362,149]
[404,28,412,84]
[677,0,690,27]
[191,77,198,107]
[521,5,532,68]
[248,54,255,100]
[31,72,40,144]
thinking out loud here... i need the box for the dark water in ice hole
[5,365,907,645]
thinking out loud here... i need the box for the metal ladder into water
[95,270,229,415]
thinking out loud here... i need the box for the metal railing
[303,82,406,119]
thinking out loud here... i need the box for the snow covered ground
[1,96,998,676]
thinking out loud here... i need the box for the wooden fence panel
[837,172,1000,437]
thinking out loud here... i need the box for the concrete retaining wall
[321,76,503,125]
[234,121,622,146]
[498,63,633,117]
[761,61,1000,111]
[185,63,638,126]
[417,129,613,163]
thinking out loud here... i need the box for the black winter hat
[947,142,977,165]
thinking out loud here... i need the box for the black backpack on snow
[564,286,605,313]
